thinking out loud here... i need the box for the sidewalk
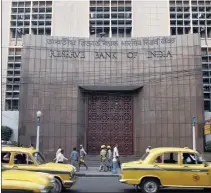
[202,152,211,161]
[75,167,120,177]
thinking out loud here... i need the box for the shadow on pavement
[66,189,205,193]
[122,188,204,193]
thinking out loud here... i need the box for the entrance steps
[84,155,140,167]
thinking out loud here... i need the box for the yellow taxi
[119,147,211,193]
[2,146,77,193]
[2,165,54,193]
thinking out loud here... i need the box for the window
[182,153,204,164]
[203,78,209,84]
[203,71,209,77]
[1,152,11,164]
[202,64,208,69]
[14,153,34,164]
[204,93,210,99]
[140,152,149,161]
[33,152,47,164]
[204,101,210,111]
[154,152,178,164]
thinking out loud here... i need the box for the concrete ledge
[75,167,121,177]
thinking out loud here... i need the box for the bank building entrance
[86,93,133,155]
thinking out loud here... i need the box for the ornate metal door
[87,93,133,155]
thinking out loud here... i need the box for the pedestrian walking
[56,146,62,157]
[70,147,79,171]
[53,146,62,162]
[106,145,112,171]
[113,144,121,169]
[55,149,68,163]
[99,145,107,172]
[79,144,88,170]
[146,146,152,153]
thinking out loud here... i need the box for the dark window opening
[204,93,210,99]
[204,101,210,111]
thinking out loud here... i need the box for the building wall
[2,0,12,111]
[52,0,89,37]
[169,0,211,112]
[19,34,204,157]
[2,111,19,141]
[2,0,210,114]
[132,0,170,37]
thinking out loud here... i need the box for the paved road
[65,177,205,193]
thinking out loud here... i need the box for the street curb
[76,173,119,177]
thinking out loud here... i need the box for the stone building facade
[19,34,204,158]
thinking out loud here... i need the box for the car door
[153,151,183,186]
[179,152,210,187]
[12,152,38,171]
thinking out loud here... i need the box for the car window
[140,152,149,161]
[14,153,34,165]
[33,152,47,164]
[1,152,11,164]
[182,153,204,164]
[155,152,178,164]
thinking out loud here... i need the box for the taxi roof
[2,146,38,154]
[149,147,197,154]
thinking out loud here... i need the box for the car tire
[62,187,69,192]
[54,177,63,193]
[141,178,160,193]
[204,188,211,192]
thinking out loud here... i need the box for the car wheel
[54,178,63,193]
[141,178,160,193]
[62,187,69,192]
[204,188,211,192]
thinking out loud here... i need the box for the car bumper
[119,179,127,183]
[63,177,77,188]
[119,176,139,185]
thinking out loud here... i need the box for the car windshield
[140,152,149,161]
[33,152,47,164]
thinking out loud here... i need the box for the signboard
[204,116,211,152]
[204,124,211,135]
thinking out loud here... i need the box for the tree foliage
[1,126,13,141]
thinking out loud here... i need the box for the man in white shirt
[56,146,61,158]
[56,149,68,163]
[54,146,62,162]
[113,144,121,168]
[80,145,87,157]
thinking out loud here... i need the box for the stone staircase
[84,155,140,167]
[84,153,211,167]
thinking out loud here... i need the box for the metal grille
[87,93,133,155]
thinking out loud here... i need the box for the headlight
[70,171,76,178]
[70,167,76,175]
[39,185,50,193]
[50,177,55,183]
